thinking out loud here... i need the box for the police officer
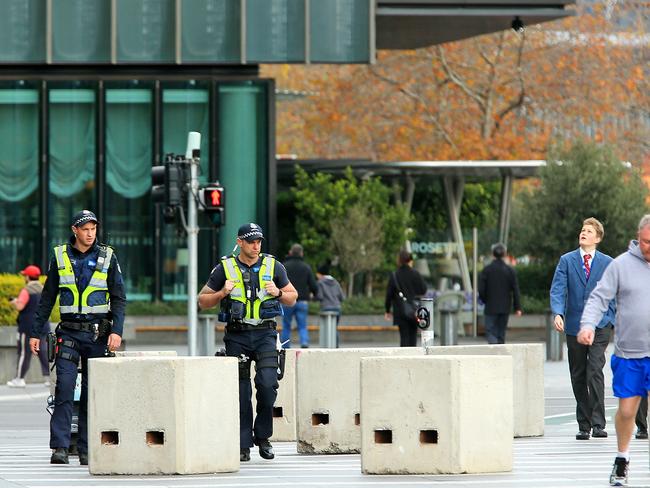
[29,210,126,466]
[198,223,297,462]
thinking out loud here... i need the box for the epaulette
[260,252,275,259]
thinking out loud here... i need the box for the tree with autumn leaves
[264,1,647,164]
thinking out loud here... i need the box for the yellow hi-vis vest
[222,254,277,320]
[54,244,113,315]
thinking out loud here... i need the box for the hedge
[0,274,60,326]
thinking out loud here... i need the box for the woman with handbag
[384,250,428,346]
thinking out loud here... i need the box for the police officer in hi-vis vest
[29,210,126,466]
[199,223,297,462]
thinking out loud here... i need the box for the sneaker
[255,438,275,460]
[6,378,26,388]
[609,457,629,486]
[50,447,69,465]
[635,429,648,440]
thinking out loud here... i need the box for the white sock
[617,451,629,461]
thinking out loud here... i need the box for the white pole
[186,132,201,356]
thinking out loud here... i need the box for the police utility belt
[226,319,277,332]
[59,319,112,336]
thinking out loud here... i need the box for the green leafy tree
[331,203,384,297]
[291,167,410,292]
[511,141,648,264]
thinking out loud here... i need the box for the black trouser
[224,327,278,449]
[16,332,49,379]
[636,396,648,432]
[566,325,612,432]
[396,318,418,347]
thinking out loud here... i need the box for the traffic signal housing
[199,184,225,226]
[151,155,188,222]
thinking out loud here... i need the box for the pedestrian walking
[635,397,648,440]
[7,265,50,388]
[198,223,297,462]
[550,217,615,440]
[316,262,345,346]
[29,210,126,466]
[384,250,427,347]
[478,243,522,344]
[281,243,318,348]
[578,214,650,486]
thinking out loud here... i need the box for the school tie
[584,254,591,280]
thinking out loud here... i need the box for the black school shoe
[592,427,608,438]
[576,430,590,440]
[635,429,648,439]
[50,447,69,464]
[255,438,275,460]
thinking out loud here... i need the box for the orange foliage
[263,1,648,167]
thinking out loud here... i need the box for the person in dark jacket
[478,243,522,344]
[7,265,50,388]
[384,250,427,347]
[281,244,318,348]
[29,210,126,466]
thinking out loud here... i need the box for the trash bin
[545,310,563,361]
[319,311,338,348]
[435,291,465,346]
[197,314,216,356]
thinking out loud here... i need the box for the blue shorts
[611,355,650,398]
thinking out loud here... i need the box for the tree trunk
[365,273,373,298]
[347,271,355,297]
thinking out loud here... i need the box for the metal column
[442,176,472,291]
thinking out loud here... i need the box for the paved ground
[1,336,649,488]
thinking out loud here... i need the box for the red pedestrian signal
[199,184,225,227]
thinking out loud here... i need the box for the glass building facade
[0,0,373,300]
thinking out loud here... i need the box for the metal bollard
[197,314,216,356]
[435,291,464,346]
[545,310,563,361]
[319,311,338,348]
[419,298,435,349]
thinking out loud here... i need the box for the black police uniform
[206,254,288,451]
[31,236,126,459]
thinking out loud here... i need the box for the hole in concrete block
[312,413,329,426]
[146,431,165,446]
[354,413,360,426]
[101,431,119,445]
[273,406,284,418]
[420,430,438,444]
[374,430,392,444]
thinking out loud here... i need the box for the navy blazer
[549,248,616,336]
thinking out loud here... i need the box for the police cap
[237,223,264,242]
[71,210,99,227]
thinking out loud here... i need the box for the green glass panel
[310,0,370,63]
[0,87,39,272]
[52,0,110,63]
[161,86,210,300]
[105,86,154,300]
[218,83,268,255]
[181,0,240,63]
[48,87,96,248]
[247,0,304,63]
[116,0,175,63]
[0,0,45,62]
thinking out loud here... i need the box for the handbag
[392,272,419,320]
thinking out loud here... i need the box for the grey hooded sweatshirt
[317,275,345,310]
[580,240,650,358]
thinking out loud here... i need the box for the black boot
[240,448,250,462]
[79,452,89,465]
[255,439,275,460]
[50,447,69,464]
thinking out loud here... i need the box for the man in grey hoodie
[316,263,345,346]
[579,214,650,487]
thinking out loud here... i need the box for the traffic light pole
[186,132,201,356]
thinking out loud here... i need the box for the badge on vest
[88,260,97,267]
[263,274,272,281]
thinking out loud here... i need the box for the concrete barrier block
[88,356,239,474]
[361,355,513,474]
[114,350,178,357]
[426,344,544,437]
[296,347,423,454]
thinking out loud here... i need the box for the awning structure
[376,0,576,49]
[277,158,546,291]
